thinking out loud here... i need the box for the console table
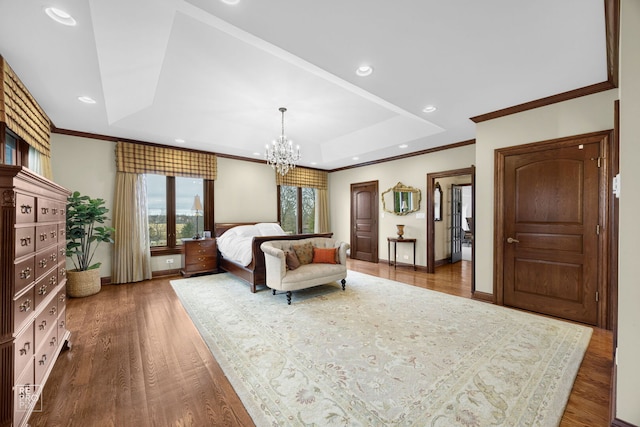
[387,237,417,270]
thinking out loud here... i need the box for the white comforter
[216,223,287,267]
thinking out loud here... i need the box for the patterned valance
[275,167,327,190]
[115,141,217,180]
[0,55,51,156]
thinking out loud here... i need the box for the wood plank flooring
[29,259,612,427]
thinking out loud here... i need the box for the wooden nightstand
[180,238,218,277]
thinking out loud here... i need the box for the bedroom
[0,0,639,426]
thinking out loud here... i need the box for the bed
[214,222,333,293]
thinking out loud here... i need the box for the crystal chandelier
[266,107,300,176]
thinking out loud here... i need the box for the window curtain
[28,146,53,180]
[111,172,152,284]
[276,167,330,233]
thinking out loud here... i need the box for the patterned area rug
[170,271,591,427]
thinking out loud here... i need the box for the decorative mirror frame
[381,182,422,216]
[434,182,443,221]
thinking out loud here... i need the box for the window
[1,127,27,166]
[279,185,316,234]
[145,174,205,251]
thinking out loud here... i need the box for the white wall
[474,89,618,294]
[214,157,278,223]
[329,144,475,266]
[51,134,116,278]
[616,0,640,423]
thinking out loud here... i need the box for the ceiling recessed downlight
[422,105,437,113]
[399,144,408,149]
[221,0,240,4]
[356,65,373,77]
[175,138,186,144]
[44,7,76,26]
[77,96,96,104]
[352,156,359,160]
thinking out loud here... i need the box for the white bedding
[217,223,286,266]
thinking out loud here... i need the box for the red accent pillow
[312,247,337,264]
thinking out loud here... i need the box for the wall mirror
[434,182,443,221]
[381,182,421,216]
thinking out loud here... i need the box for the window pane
[176,177,204,243]
[301,187,316,233]
[280,186,298,234]
[4,133,17,165]
[146,174,167,247]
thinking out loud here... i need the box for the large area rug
[170,271,592,427]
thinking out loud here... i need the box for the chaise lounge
[261,237,349,304]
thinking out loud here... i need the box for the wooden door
[350,181,378,262]
[503,142,600,325]
[450,184,463,263]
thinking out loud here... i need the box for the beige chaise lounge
[260,237,349,304]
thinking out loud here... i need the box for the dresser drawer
[14,322,35,380]
[35,246,58,280]
[35,326,58,385]
[35,299,58,344]
[13,287,35,332]
[36,197,58,222]
[15,227,35,258]
[14,358,35,427]
[35,224,59,251]
[15,192,35,223]
[14,255,35,296]
[35,269,58,308]
[184,257,217,272]
[184,239,216,256]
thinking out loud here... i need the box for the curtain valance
[115,141,217,180]
[0,56,51,157]
[275,167,327,189]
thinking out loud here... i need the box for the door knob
[506,237,520,244]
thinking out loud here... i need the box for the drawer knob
[19,341,31,355]
[20,236,31,247]
[20,267,31,280]
[52,208,58,214]
[49,276,57,286]
[50,336,57,347]
[60,268,67,277]
[39,354,47,365]
[39,284,48,296]
[59,320,65,328]
[49,306,57,316]
[59,293,66,302]
[41,207,49,214]
[50,230,57,238]
[20,204,32,214]
[50,253,57,262]
[19,299,31,312]
[39,259,48,268]
[40,232,47,241]
[39,320,47,330]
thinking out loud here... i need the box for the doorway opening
[427,167,475,292]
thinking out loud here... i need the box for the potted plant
[65,191,115,297]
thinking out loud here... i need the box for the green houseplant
[65,191,115,297]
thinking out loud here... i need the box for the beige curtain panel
[315,188,330,233]
[115,141,217,180]
[112,172,152,284]
[275,167,327,189]
[0,55,52,157]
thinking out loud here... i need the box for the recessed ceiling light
[175,138,186,144]
[352,157,359,160]
[221,0,240,4]
[253,152,261,156]
[44,7,77,26]
[77,96,96,104]
[356,65,373,77]
[399,144,408,149]
[422,105,437,113]
[310,162,317,165]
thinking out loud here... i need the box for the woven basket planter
[66,268,101,297]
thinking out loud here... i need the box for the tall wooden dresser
[0,166,70,427]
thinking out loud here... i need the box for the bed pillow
[255,223,287,236]
[312,247,338,264]
[285,250,300,270]
[293,242,314,265]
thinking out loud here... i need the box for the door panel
[450,185,462,263]
[503,142,599,325]
[350,181,378,262]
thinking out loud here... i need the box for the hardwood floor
[29,259,613,427]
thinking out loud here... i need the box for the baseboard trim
[472,291,495,304]
[612,418,638,427]
[99,268,181,286]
